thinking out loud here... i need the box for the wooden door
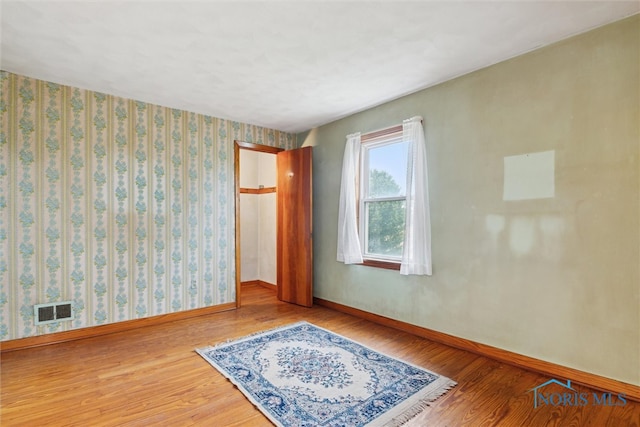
[277,146,313,307]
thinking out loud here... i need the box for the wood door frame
[234,140,284,308]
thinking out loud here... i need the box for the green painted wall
[301,15,639,385]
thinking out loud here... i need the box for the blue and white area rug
[196,321,456,426]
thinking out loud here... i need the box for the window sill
[361,259,401,271]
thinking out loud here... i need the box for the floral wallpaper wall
[0,71,296,341]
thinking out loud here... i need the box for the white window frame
[358,126,406,265]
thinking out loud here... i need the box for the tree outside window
[360,136,408,262]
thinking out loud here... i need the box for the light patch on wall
[503,150,555,201]
[509,217,536,256]
[485,214,505,245]
[538,215,566,261]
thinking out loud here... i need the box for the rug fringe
[385,379,458,427]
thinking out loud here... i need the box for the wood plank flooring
[2,283,638,426]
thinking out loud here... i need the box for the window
[359,127,407,264]
[337,116,432,275]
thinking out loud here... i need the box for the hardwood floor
[2,283,638,426]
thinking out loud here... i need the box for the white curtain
[400,117,432,275]
[337,132,363,264]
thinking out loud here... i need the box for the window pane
[367,141,408,198]
[366,200,405,257]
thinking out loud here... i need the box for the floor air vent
[34,301,74,325]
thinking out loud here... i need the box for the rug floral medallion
[197,322,456,426]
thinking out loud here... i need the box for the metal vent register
[34,301,74,325]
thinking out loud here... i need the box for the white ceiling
[1,1,638,133]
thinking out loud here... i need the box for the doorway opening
[234,141,283,308]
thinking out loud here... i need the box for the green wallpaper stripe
[0,72,9,339]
